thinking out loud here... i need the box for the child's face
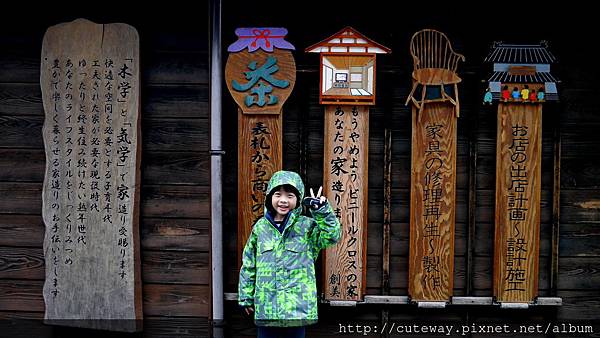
[271,186,297,219]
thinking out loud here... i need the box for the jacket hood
[265,170,305,215]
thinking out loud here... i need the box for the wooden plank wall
[222,5,600,337]
[0,13,210,338]
[0,4,599,338]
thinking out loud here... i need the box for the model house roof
[488,71,559,83]
[484,42,556,64]
[305,26,391,54]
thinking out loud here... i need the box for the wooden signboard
[406,29,463,302]
[408,103,457,301]
[225,28,295,262]
[493,103,542,302]
[323,105,369,301]
[483,41,558,303]
[236,113,282,255]
[40,19,142,331]
[307,27,390,301]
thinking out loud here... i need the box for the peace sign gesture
[306,186,327,209]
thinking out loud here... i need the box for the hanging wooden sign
[306,27,390,301]
[406,29,464,302]
[225,28,295,263]
[484,42,558,303]
[40,18,142,331]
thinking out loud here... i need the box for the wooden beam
[408,102,457,301]
[323,105,369,301]
[493,103,542,303]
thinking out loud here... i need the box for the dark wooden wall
[0,2,599,338]
[221,2,600,337]
[0,8,210,338]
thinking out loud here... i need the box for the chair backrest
[409,29,465,72]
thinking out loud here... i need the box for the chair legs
[405,80,418,106]
[407,82,460,120]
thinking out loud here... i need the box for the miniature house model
[305,26,390,105]
[484,41,559,102]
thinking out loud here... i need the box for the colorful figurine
[529,89,537,102]
[521,85,529,102]
[483,87,493,105]
[501,85,511,102]
[537,87,545,101]
[511,87,521,101]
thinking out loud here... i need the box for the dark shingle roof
[484,42,556,64]
[488,71,559,83]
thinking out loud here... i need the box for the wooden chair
[405,29,465,118]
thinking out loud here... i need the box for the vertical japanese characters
[225,27,295,266]
[41,19,142,330]
[326,105,366,300]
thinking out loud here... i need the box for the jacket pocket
[283,241,310,270]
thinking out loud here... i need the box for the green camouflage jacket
[238,170,341,327]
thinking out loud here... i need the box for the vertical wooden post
[405,29,463,302]
[483,41,559,304]
[306,27,390,302]
[236,113,282,258]
[322,105,369,301]
[408,103,457,301]
[493,103,542,302]
[224,29,296,265]
[550,105,561,296]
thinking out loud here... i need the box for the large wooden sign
[225,28,295,262]
[40,19,142,331]
[406,29,463,302]
[323,105,369,301]
[408,103,457,301]
[483,42,558,303]
[307,27,390,301]
[493,104,542,302]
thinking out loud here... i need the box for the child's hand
[244,306,254,317]
[304,186,327,209]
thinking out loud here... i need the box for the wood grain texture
[40,18,142,330]
[408,102,457,301]
[322,105,369,301]
[237,113,282,266]
[225,49,295,115]
[494,103,542,303]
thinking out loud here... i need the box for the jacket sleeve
[238,225,257,307]
[308,201,341,252]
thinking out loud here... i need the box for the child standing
[238,170,341,338]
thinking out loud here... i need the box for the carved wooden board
[237,113,282,264]
[323,105,368,301]
[225,49,295,115]
[494,103,542,303]
[408,103,456,301]
[40,18,142,331]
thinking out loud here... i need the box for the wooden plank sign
[236,113,282,255]
[225,28,295,263]
[323,105,369,301]
[408,103,457,301]
[40,19,142,331]
[493,103,542,302]
[307,27,390,301]
[406,30,463,302]
[483,42,558,303]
